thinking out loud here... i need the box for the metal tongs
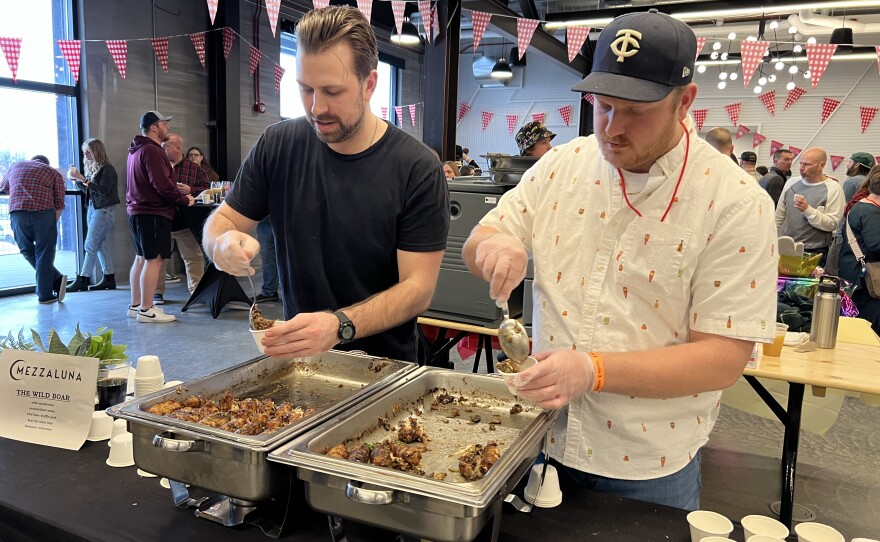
[497,300,530,369]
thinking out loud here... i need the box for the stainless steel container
[109,351,417,501]
[481,154,538,172]
[269,367,555,542]
[810,275,841,349]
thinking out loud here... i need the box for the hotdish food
[250,305,276,330]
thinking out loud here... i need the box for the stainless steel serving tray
[269,367,555,542]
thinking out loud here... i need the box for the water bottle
[809,275,841,349]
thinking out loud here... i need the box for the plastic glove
[211,230,260,276]
[511,350,596,410]
[474,234,528,302]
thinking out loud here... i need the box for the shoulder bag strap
[845,207,867,264]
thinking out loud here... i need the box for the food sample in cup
[250,305,276,331]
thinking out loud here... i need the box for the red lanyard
[617,120,690,223]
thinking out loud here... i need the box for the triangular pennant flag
[558,105,573,127]
[830,155,845,170]
[770,140,784,156]
[0,37,22,83]
[516,18,540,59]
[724,102,741,126]
[222,27,236,60]
[736,125,750,139]
[739,40,771,88]
[789,146,802,159]
[566,26,590,63]
[691,108,708,131]
[313,0,330,9]
[752,132,766,148]
[457,102,470,124]
[357,0,373,23]
[505,114,519,135]
[431,5,439,45]
[532,112,545,124]
[105,40,127,79]
[190,32,207,68]
[418,0,431,43]
[57,39,81,83]
[381,106,388,120]
[695,37,706,61]
[471,11,491,52]
[394,105,404,127]
[266,0,281,38]
[583,93,594,105]
[249,45,261,76]
[480,110,494,131]
[391,1,406,37]
[820,97,841,124]
[784,86,806,110]
[409,104,417,127]
[273,64,285,93]
[206,0,219,25]
[758,90,776,116]
[859,106,878,133]
[805,44,837,89]
[151,37,170,73]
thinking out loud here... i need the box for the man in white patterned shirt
[463,10,778,510]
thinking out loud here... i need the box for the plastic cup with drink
[762,322,789,357]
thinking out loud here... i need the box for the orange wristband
[588,352,605,392]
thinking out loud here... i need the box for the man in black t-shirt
[203,6,449,361]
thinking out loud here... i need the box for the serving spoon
[496,300,530,370]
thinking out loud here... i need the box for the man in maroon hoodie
[125,110,194,323]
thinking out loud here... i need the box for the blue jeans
[257,217,277,296]
[552,450,702,511]
[81,204,115,277]
[11,210,64,301]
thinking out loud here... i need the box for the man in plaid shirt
[0,155,68,303]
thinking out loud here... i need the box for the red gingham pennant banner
[381,106,388,120]
[431,5,440,45]
[0,37,22,83]
[567,26,590,63]
[190,32,207,68]
[206,0,219,25]
[505,114,519,135]
[558,105,573,127]
[758,90,776,116]
[769,140,784,156]
[273,64,285,93]
[724,102,741,126]
[820,97,840,124]
[532,112,545,124]
[859,106,878,133]
[789,146,802,158]
[691,108,707,131]
[583,93,594,105]
[313,0,330,9]
[266,0,281,38]
[457,102,470,124]
[695,37,706,61]
[357,0,373,23]
[830,155,845,170]
[805,44,837,89]
[57,39,81,83]
[471,11,492,52]
[784,86,807,110]
[391,1,406,38]
[418,0,431,43]
[248,45,261,76]
[408,104,417,127]
[517,18,540,59]
[222,27,235,60]
[739,40,770,88]
[151,37,170,73]
[752,132,766,148]
[736,125,751,139]
[394,105,404,127]
[105,40,127,79]
[481,111,494,131]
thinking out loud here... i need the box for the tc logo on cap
[610,29,642,62]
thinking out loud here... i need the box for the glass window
[0,0,77,86]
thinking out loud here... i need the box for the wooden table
[417,317,501,373]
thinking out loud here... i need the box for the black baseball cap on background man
[139,110,172,131]
[740,151,758,164]
[572,9,697,102]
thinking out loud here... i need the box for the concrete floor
[1,284,878,540]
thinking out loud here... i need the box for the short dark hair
[30,155,50,165]
[773,149,793,161]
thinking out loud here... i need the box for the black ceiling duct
[510,47,526,66]
[830,27,853,53]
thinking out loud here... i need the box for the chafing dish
[269,367,555,542]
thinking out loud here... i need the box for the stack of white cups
[134,355,164,398]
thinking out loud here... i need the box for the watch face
[341,324,355,341]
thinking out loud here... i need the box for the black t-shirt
[225,117,449,361]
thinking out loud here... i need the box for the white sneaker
[127,304,140,318]
[137,306,176,323]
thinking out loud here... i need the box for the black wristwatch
[334,311,356,344]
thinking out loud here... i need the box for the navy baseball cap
[140,110,172,131]
[740,151,758,163]
[572,9,697,102]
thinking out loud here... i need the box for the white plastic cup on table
[163,380,184,389]
[522,463,562,508]
[747,535,788,542]
[108,418,128,446]
[87,410,114,441]
[794,522,845,542]
[700,538,735,542]
[106,433,135,467]
[135,355,162,378]
[851,538,880,542]
[134,377,164,398]
[686,510,734,542]
[741,514,789,540]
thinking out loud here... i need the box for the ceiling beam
[516,0,539,21]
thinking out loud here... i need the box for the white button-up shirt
[479,117,778,479]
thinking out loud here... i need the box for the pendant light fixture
[390,17,421,45]
[491,41,513,78]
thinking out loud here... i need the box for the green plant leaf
[74,338,92,357]
[31,329,46,352]
[47,329,71,355]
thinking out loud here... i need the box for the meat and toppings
[324,440,425,472]
[510,404,524,415]
[458,441,501,481]
[145,393,314,435]
[250,306,276,331]
[397,417,427,443]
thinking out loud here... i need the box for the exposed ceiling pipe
[788,10,880,34]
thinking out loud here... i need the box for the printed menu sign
[0,350,99,450]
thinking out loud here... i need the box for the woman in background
[443,161,459,180]
[186,146,220,183]
[67,138,120,291]
[838,166,880,334]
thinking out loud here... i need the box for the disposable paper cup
[794,522,844,542]
[87,411,114,441]
[108,418,128,446]
[497,356,538,397]
[763,322,789,357]
[851,538,880,542]
[701,538,735,542]
[135,355,163,378]
[137,469,157,478]
[687,510,734,542]
[250,328,269,353]
[134,376,164,398]
[747,536,788,542]
[523,463,562,508]
[742,515,789,540]
[163,380,184,388]
[106,433,135,467]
